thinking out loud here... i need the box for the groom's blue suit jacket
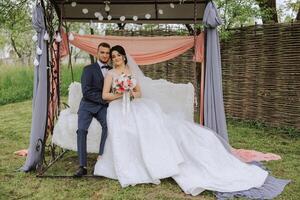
[78,62,108,114]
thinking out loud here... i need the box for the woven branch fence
[221,22,300,130]
[107,23,300,130]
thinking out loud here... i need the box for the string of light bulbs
[69,0,185,22]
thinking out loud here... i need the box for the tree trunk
[185,24,201,36]
[117,23,126,30]
[256,0,278,23]
[10,35,22,58]
[74,53,79,64]
[296,6,300,21]
[89,27,95,64]
[185,24,194,35]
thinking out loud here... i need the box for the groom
[74,42,112,177]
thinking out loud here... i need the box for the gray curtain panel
[216,161,290,199]
[204,2,290,198]
[203,1,228,142]
[21,4,48,172]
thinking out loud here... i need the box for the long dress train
[94,97,289,198]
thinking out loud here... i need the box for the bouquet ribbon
[122,91,131,115]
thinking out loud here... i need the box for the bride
[94,45,288,198]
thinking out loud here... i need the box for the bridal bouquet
[112,73,137,115]
[112,73,137,95]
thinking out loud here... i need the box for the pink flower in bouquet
[113,74,136,94]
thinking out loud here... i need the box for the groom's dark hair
[98,42,110,50]
[110,45,128,64]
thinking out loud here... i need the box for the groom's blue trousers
[77,106,108,167]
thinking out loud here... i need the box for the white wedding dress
[94,69,268,196]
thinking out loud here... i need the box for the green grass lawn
[0,100,299,199]
[0,64,83,106]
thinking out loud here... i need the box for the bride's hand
[129,90,136,99]
[129,88,141,99]
[115,93,123,99]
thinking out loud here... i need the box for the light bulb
[98,15,104,21]
[105,4,110,12]
[34,58,39,66]
[145,14,151,19]
[94,12,100,18]
[82,8,88,14]
[36,47,42,55]
[133,16,138,21]
[55,33,62,42]
[43,32,49,41]
[120,16,125,21]
[68,33,74,41]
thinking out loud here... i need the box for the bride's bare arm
[102,73,123,101]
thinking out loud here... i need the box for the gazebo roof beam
[53,1,206,5]
[49,0,206,24]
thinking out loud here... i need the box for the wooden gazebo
[31,0,210,175]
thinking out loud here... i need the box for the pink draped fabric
[60,32,204,65]
[232,148,281,163]
[14,149,28,157]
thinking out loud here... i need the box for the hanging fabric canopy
[21,4,48,172]
[60,32,204,65]
[203,1,228,142]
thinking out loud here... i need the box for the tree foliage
[0,0,297,59]
[213,0,282,40]
[255,0,278,23]
[0,0,34,59]
[284,0,300,21]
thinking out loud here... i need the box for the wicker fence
[221,22,300,130]
[107,23,300,130]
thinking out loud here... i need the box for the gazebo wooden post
[36,0,68,176]
[193,0,199,123]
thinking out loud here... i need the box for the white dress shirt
[97,60,109,77]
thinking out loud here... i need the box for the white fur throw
[68,82,82,114]
[52,81,102,153]
[52,108,102,153]
[52,81,194,153]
